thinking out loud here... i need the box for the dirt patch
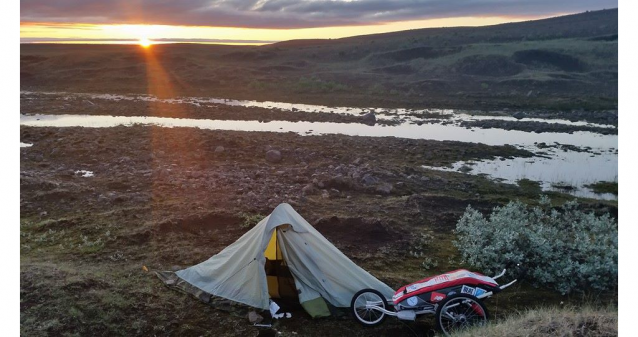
[513,49,586,72]
[61,279,110,292]
[408,195,497,231]
[120,230,153,245]
[313,216,403,250]
[456,55,524,77]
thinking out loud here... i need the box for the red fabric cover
[392,269,497,304]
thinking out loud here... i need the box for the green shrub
[238,213,266,229]
[454,196,617,294]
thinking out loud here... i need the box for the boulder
[265,150,282,163]
[376,183,394,195]
[247,311,263,324]
[301,184,316,196]
[361,173,379,186]
[361,112,376,126]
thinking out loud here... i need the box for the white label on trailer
[461,285,475,295]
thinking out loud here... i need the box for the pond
[20,92,618,200]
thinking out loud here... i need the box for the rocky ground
[20,92,392,126]
[458,119,617,135]
[20,120,617,336]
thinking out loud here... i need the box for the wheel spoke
[353,291,385,325]
[439,297,487,335]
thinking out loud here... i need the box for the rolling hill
[20,8,618,111]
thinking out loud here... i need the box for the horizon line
[20,37,280,45]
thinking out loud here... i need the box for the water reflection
[20,114,617,150]
[423,148,618,200]
[22,91,616,129]
[20,113,618,200]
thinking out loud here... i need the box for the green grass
[517,179,542,194]
[586,181,618,195]
[452,305,618,337]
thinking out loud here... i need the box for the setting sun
[139,37,152,48]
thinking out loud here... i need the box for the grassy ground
[452,305,618,337]
[586,181,618,195]
[20,122,617,336]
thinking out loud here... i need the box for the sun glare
[139,38,152,48]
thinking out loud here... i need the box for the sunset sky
[20,0,618,45]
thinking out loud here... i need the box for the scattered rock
[513,112,526,119]
[459,165,473,173]
[376,183,393,195]
[361,112,376,126]
[265,150,282,163]
[329,188,340,198]
[214,146,225,153]
[248,311,264,324]
[302,184,316,195]
[361,174,379,186]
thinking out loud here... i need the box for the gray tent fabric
[172,203,394,315]
[156,271,255,316]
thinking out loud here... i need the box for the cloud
[20,0,618,29]
[20,37,279,44]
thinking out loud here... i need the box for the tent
[166,203,394,318]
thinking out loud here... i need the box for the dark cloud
[21,0,618,29]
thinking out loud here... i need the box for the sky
[20,0,618,45]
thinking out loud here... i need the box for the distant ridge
[270,8,618,48]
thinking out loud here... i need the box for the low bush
[454,196,617,294]
[238,213,266,229]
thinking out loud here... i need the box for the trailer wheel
[350,289,388,327]
[436,293,489,336]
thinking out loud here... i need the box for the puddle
[20,113,618,200]
[21,85,620,201]
[20,142,33,148]
[75,170,94,177]
[20,114,618,149]
[22,91,616,129]
[423,148,618,200]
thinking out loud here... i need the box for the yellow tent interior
[264,227,298,300]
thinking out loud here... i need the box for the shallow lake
[23,91,616,128]
[20,92,618,200]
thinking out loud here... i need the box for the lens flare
[139,37,152,48]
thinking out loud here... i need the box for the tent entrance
[264,227,298,300]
